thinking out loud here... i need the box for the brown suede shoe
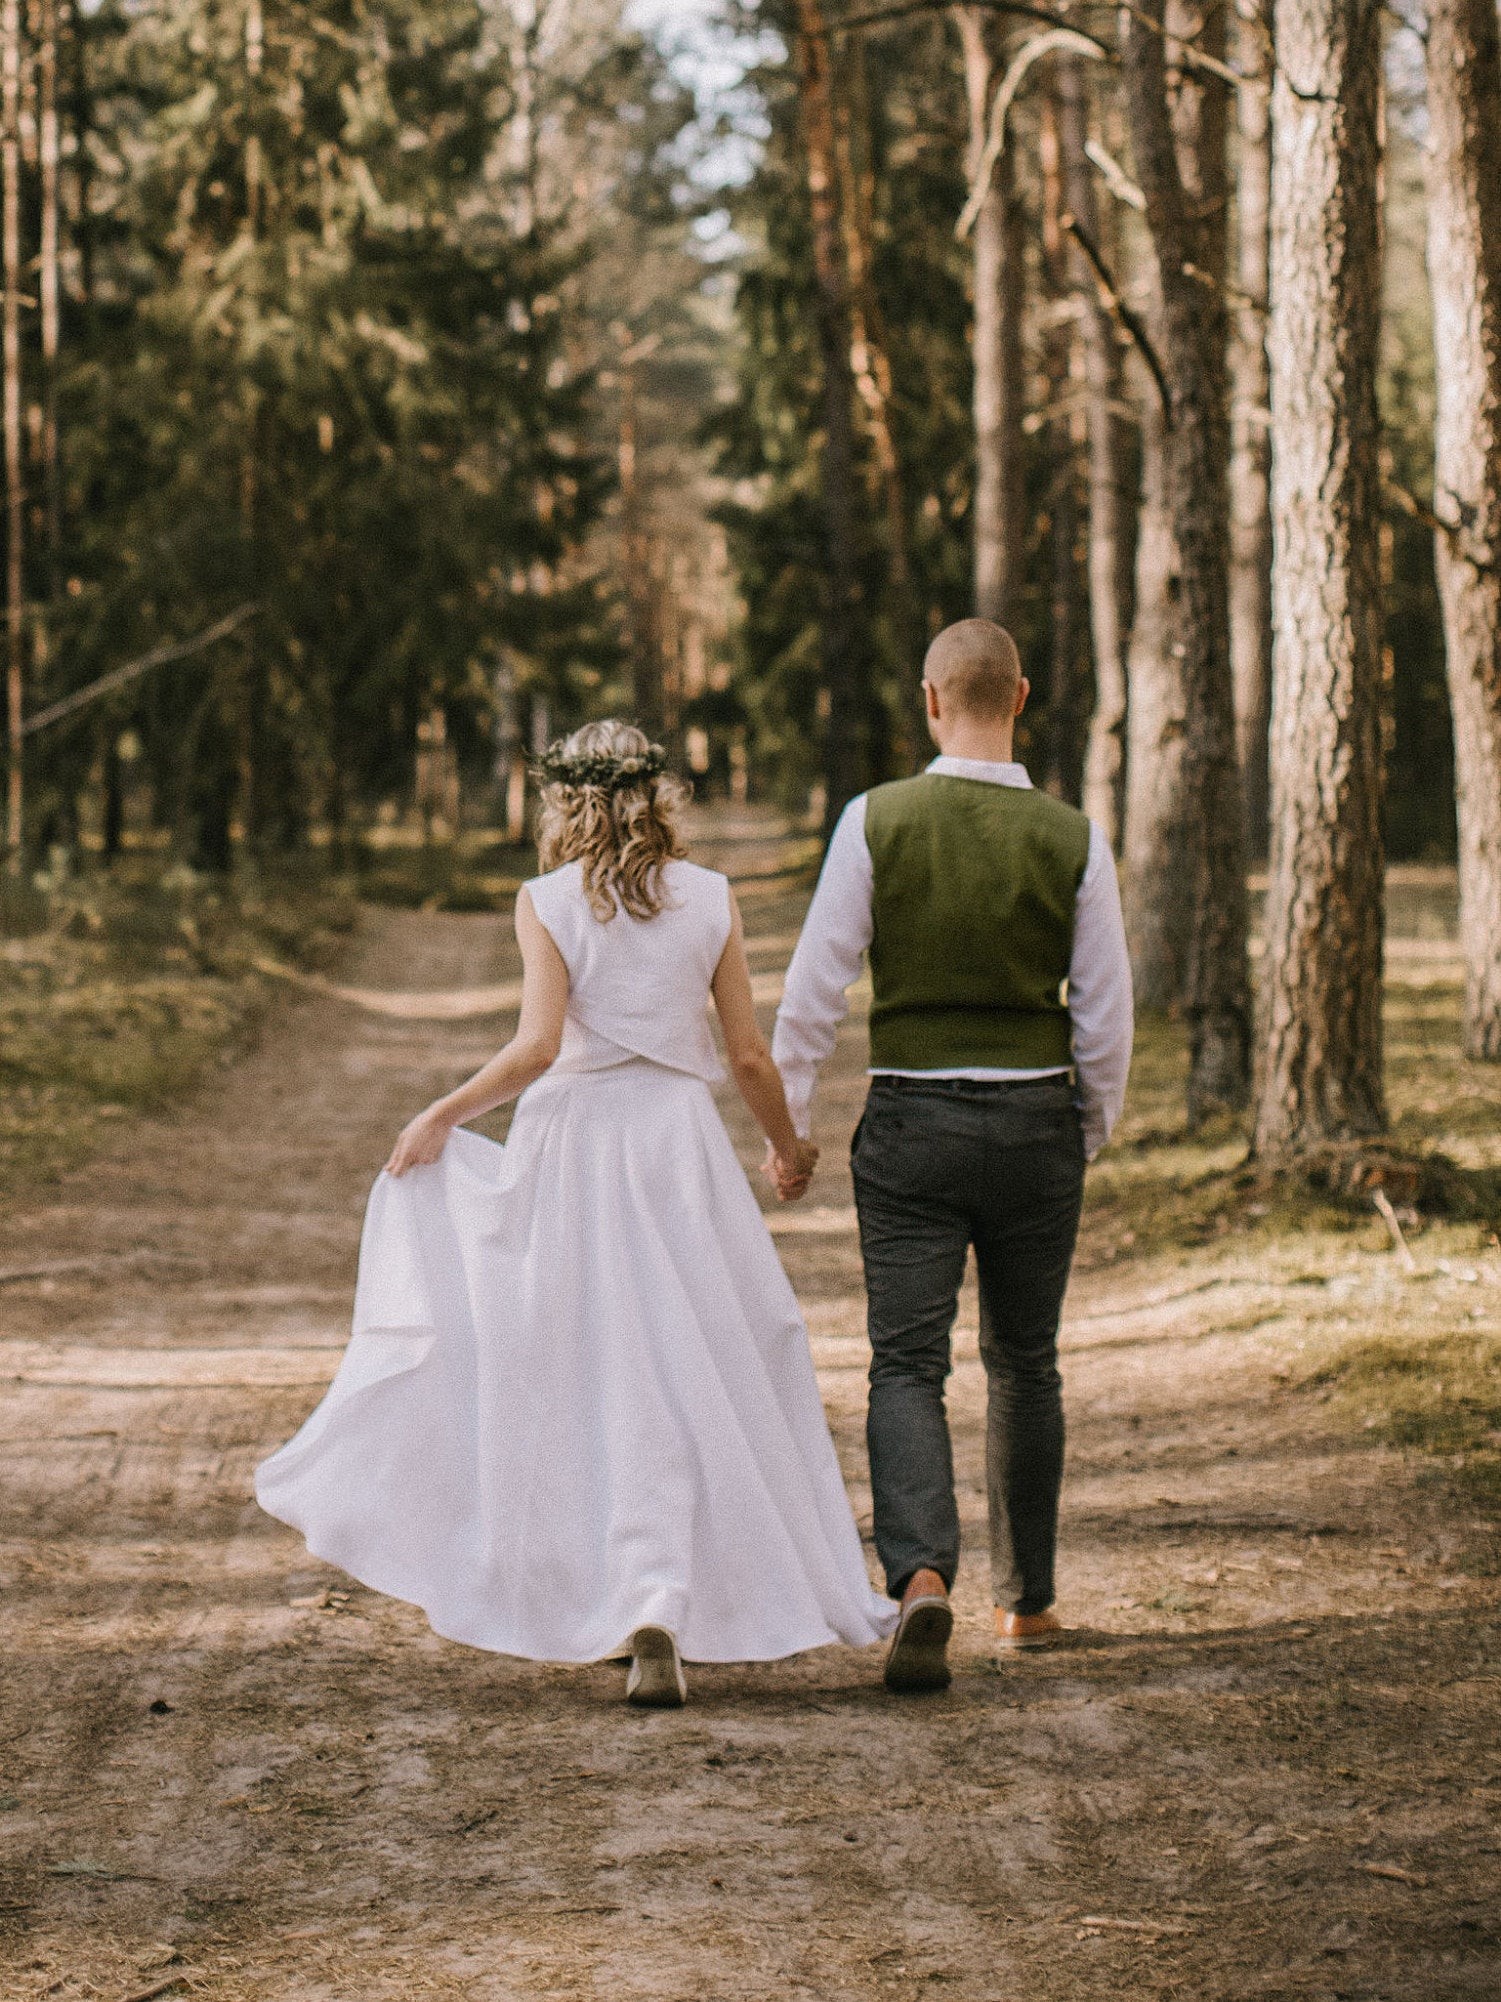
[884,1571,953,1694]
[995,1608,1064,1650]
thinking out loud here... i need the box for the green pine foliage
[27,0,695,864]
[712,4,974,805]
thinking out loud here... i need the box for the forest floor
[1,810,1498,2002]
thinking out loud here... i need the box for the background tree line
[715,0,1501,1155]
[3,0,729,871]
[2,0,1499,1166]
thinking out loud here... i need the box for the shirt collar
[926,754,1033,789]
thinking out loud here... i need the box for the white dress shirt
[771,756,1134,1158]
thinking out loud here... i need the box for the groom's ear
[923,678,940,721]
[1014,676,1031,718]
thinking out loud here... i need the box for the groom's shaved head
[922,620,1022,719]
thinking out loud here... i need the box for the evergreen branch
[21,604,257,737]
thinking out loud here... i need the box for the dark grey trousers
[850,1075,1086,1613]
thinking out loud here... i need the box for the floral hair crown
[534,740,669,792]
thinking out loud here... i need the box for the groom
[772,619,1133,1692]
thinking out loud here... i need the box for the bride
[256,721,896,1704]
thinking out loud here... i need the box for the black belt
[868,1071,1073,1095]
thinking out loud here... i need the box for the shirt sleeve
[1069,823,1134,1159]
[771,795,873,1138]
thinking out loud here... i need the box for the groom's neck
[929,721,1019,766]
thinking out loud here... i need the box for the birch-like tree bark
[1424,0,1501,1061]
[955,7,1024,625]
[1121,0,1251,1114]
[1228,0,1273,857]
[1059,55,1132,845]
[1254,0,1385,1153]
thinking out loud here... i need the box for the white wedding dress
[255,858,897,1663]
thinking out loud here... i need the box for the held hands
[385,1102,456,1177]
[762,1136,819,1204]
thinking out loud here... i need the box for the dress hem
[259,1491,894,1664]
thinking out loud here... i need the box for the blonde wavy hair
[535,720,690,921]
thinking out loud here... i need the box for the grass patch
[1311,1331,1501,1452]
[1081,949,1501,1267]
[0,862,357,1185]
[1307,1332,1501,1516]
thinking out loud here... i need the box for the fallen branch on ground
[1372,1188,1419,1273]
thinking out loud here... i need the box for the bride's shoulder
[666,857,727,888]
[521,860,582,921]
[664,858,731,905]
[524,860,582,895]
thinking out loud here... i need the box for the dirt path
[2,818,1497,2001]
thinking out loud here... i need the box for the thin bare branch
[1113,0,1247,86]
[1061,210,1174,418]
[1084,136,1145,209]
[831,0,1245,93]
[1181,259,1260,312]
[829,0,1111,45]
[956,28,1105,238]
[1384,473,1501,576]
[21,604,258,736]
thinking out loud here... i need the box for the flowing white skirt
[255,1060,897,1662]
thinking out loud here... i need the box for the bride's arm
[385,889,569,1176]
[711,891,819,1202]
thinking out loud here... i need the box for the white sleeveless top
[524,858,732,1083]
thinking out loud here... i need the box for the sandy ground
[2,815,1498,2001]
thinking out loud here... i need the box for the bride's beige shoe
[626,1625,687,1707]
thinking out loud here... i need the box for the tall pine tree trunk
[1039,83,1086,802]
[1059,55,1132,844]
[618,350,664,738]
[1254,0,1385,1154]
[794,0,865,829]
[1122,0,1251,1114]
[235,0,265,866]
[1121,370,1192,1004]
[38,0,59,577]
[2,0,21,875]
[1229,0,1273,858]
[1424,0,1501,1061]
[834,46,928,763]
[65,0,95,328]
[955,7,1024,625]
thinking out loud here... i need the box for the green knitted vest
[864,772,1090,1070]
